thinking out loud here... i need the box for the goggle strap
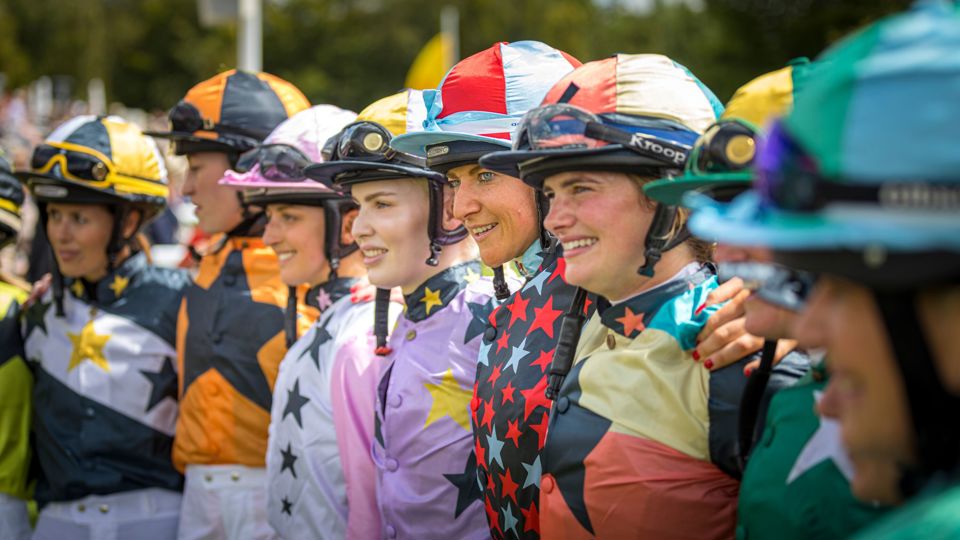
[556,83,580,105]
[284,286,298,349]
[546,286,589,401]
[737,338,779,470]
[374,288,393,356]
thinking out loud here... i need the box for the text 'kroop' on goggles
[513,103,693,168]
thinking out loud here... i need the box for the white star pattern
[786,390,855,484]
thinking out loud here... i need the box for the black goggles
[31,144,111,182]
[756,120,960,212]
[514,103,691,168]
[333,121,395,162]
[235,144,312,182]
[718,261,817,312]
[168,100,216,134]
[690,119,758,175]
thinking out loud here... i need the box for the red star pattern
[505,419,522,447]
[616,307,646,336]
[520,375,551,421]
[489,364,503,387]
[501,381,516,404]
[506,294,530,328]
[475,433,486,466]
[528,297,562,339]
[547,258,566,284]
[485,499,503,537]
[521,502,540,533]
[530,349,553,373]
[496,330,511,353]
[481,398,495,431]
[471,254,595,540]
[500,469,520,505]
[530,412,549,450]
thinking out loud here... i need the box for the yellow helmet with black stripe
[20,115,169,221]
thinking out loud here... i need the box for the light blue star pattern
[522,270,549,295]
[503,502,519,536]
[503,338,530,374]
[486,425,505,469]
[477,337,492,367]
[521,456,542,489]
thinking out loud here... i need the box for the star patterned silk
[373,261,515,540]
[472,241,595,540]
[266,277,391,540]
[23,252,189,505]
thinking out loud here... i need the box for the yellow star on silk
[67,319,111,372]
[70,281,85,298]
[420,286,443,315]
[423,368,472,431]
[463,267,480,284]
[109,275,129,297]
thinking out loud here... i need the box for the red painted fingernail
[695,302,706,315]
[704,359,714,370]
[350,295,358,302]
[350,285,358,293]
[745,367,754,377]
[692,350,701,361]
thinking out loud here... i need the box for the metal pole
[238,0,262,71]
[440,5,460,65]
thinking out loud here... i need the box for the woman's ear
[122,208,144,239]
[441,185,463,230]
[341,208,359,245]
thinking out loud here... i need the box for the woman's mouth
[276,251,295,265]
[56,250,80,263]
[361,247,388,266]
[469,223,498,242]
[560,237,598,257]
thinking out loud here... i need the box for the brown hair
[625,174,714,264]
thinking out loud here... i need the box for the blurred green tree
[0,0,915,112]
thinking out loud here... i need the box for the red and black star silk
[472,246,596,540]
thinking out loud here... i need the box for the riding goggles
[689,119,758,176]
[718,261,816,312]
[31,142,114,183]
[756,120,960,212]
[333,121,395,162]
[235,144,312,182]
[514,103,692,167]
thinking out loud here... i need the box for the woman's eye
[572,185,591,194]
[543,190,555,200]
[447,179,460,189]
[478,171,495,182]
[375,201,390,209]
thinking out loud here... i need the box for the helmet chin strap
[873,289,960,497]
[637,203,688,277]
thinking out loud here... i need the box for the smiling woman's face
[542,170,658,301]
[262,203,333,287]
[350,178,439,293]
[793,276,916,476]
[446,164,539,268]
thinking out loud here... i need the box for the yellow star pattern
[67,319,111,372]
[463,267,480,284]
[108,275,129,297]
[70,280,85,298]
[423,368,472,431]
[420,286,443,315]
